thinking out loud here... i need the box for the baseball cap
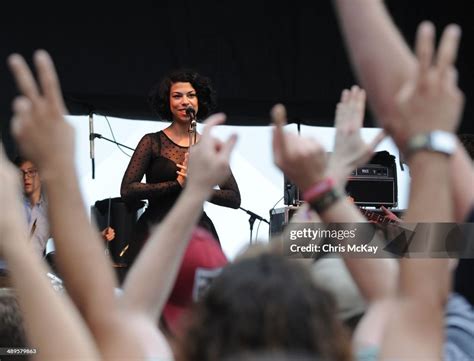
[310,256,367,321]
[162,227,228,337]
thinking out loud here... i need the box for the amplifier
[269,206,299,238]
[283,151,398,208]
[346,163,397,207]
[350,164,389,177]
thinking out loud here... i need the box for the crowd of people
[1,1,473,360]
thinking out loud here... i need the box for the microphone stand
[91,133,135,151]
[89,113,95,179]
[188,112,197,146]
[239,206,270,244]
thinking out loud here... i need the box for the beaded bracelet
[302,178,335,203]
[308,187,343,213]
[303,177,343,213]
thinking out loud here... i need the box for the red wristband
[302,178,335,203]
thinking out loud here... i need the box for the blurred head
[149,69,216,122]
[178,252,352,361]
[14,157,41,198]
[162,227,228,338]
[0,289,27,352]
[222,350,326,361]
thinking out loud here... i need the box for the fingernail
[449,24,461,37]
[7,54,21,66]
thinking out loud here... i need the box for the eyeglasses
[20,169,38,178]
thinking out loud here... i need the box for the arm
[450,144,474,221]
[9,50,175,360]
[338,23,463,355]
[333,0,416,126]
[379,20,463,359]
[208,170,241,208]
[0,144,100,361]
[121,114,237,321]
[314,87,397,347]
[380,154,452,359]
[271,88,398,349]
[120,134,181,202]
[8,50,131,355]
[333,0,473,220]
[178,145,240,209]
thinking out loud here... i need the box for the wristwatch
[406,131,457,160]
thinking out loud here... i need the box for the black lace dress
[120,130,241,264]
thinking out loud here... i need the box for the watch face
[411,135,427,148]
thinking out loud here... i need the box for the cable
[254,219,263,242]
[104,115,133,158]
[266,195,284,240]
[268,195,284,216]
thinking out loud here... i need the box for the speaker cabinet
[345,159,398,208]
[269,206,299,237]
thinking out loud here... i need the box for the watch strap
[405,131,457,160]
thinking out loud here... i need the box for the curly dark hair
[177,253,353,361]
[148,69,217,121]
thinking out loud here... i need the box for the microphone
[185,106,196,119]
[89,113,95,179]
[239,207,270,225]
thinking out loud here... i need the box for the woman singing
[120,69,241,265]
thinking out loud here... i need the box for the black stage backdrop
[1,1,472,158]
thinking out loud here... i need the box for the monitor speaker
[269,206,299,237]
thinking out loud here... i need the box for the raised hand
[271,103,327,192]
[7,50,131,358]
[394,22,463,149]
[186,113,237,193]
[8,50,73,171]
[0,142,101,360]
[328,86,385,187]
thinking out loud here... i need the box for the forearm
[317,196,398,301]
[450,144,474,222]
[333,0,416,120]
[380,153,452,359]
[307,193,398,349]
[121,184,212,320]
[379,297,444,360]
[398,153,452,299]
[404,153,452,222]
[209,188,241,208]
[381,258,449,359]
[317,193,366,223]
[4,228,100,361]
[208,173,241,208]
[42,163,118,322]
[121,180,181,202]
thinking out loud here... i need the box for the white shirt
[23,194,50,257]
